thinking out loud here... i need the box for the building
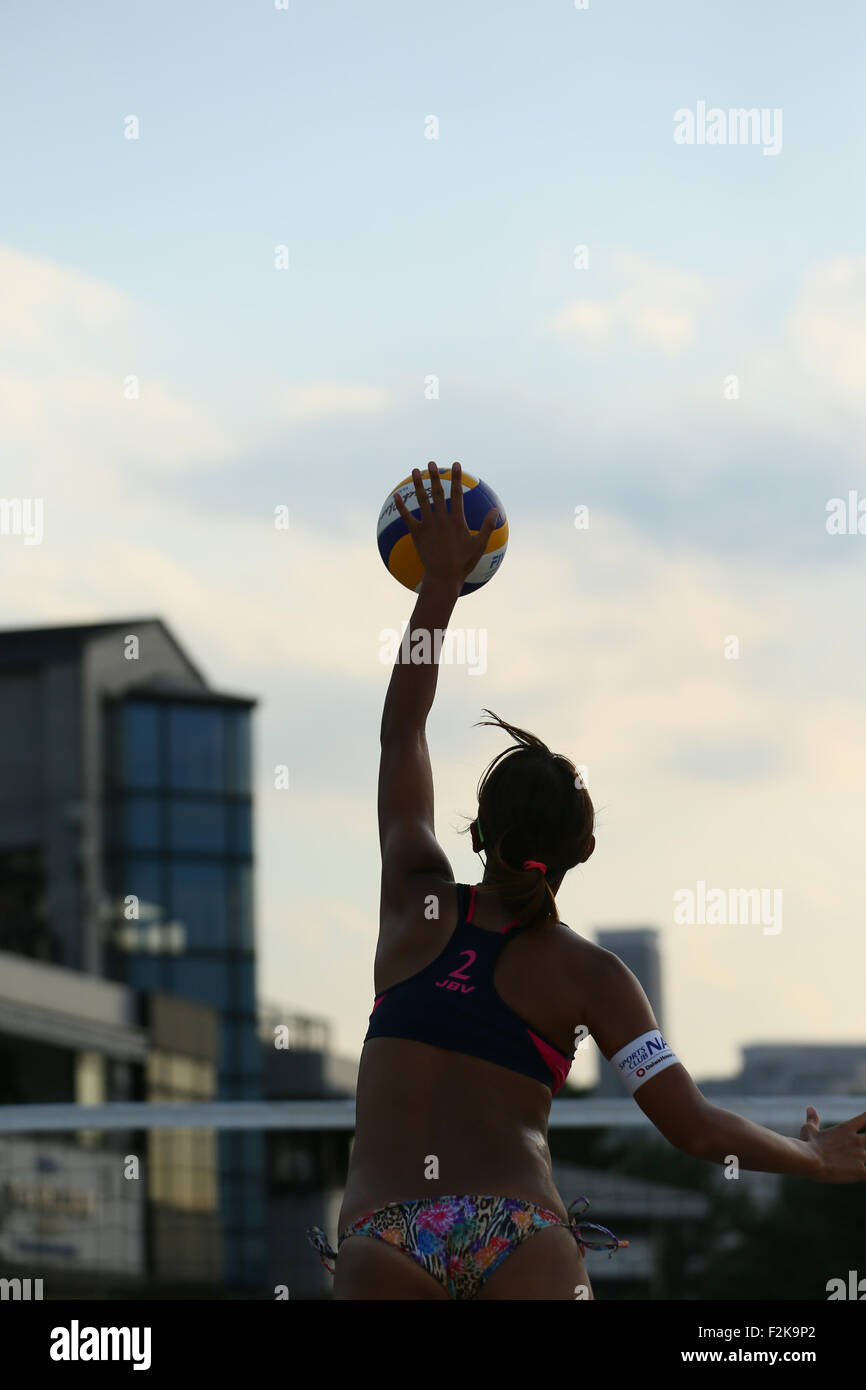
[0,619,262,1288]
[699,1043,866,1097]
[0,951,220,1295]
[259,1007,358,1298]
[549,1159,710,1298]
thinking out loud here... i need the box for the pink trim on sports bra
[527,1029,571,1093]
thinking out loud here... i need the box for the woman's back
[339,876,594,1230]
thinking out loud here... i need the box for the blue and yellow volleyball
[377,468,509,597]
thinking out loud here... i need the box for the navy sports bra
[364,882,573,1094]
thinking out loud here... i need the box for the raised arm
[378,464,497,916]
[583,949,866,1183]
[378,582,459,903]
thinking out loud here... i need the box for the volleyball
[376,467,509,597]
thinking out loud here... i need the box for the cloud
[0,245,237,484]
[549,251,714,355]
[1,372,238,485]
[549,300,617,344]
[4,243,866,1072]
[660,734,787,782]
[279,382,390,422]
[787,256,866,406]
[0,245,129,350]
[723,255,866,451]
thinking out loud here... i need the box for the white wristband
[610,1029,679,1093]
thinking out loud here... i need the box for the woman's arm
[379,463,497,742]
[379,573,462,745]
[377,577,463,901]
[378,464,498,907]
[583,947,866,1183]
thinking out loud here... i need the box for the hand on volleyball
[393,462,498,589]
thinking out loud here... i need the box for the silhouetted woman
[308,462,866,1300]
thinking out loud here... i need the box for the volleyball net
[0,1097,862,1299]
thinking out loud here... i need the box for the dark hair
[460,710,595,932]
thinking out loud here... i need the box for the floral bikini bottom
[306,1193,626,1300]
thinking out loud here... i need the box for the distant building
[699,1043,866,1097]
[549,1160,709,1298]
[0,619,261,1288]
[594,928,664,1096]
[259,1007,358,1298]
[0,953,220,1294]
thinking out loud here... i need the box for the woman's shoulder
[377,873,461,949]
[547,920,615,985]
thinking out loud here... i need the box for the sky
[2,0,865,1086]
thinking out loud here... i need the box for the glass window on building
[168,798,227,853]
[219,1019,247,1076]
[168,706,225,792]
[107,685,260,1273]
[171,957,231,1010]
[240,1184,266,1231]
[235,959,256,1014]
[191,1130,218,1208]
[75,1051,106,1106]
[169,861,228,950]
[146,1050,168,1097]
[122,795,162,850]
[227,865,253,948]
[0,846,54,960]
[227,801,252,854]
[119,703,160,788]
[190,1059,215,1100]
[126,956,165,993]
[111,857,167,964]
[240,1132,264,1168]
[240,1024,263,1080]
[147,1049,217,1104]
[269,1135,321,1189]
[149,1128,218,1212]
[119,856,165,920]
[225,708,251,794]
[241,1235,265,1267]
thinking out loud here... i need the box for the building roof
[0,617,208,685]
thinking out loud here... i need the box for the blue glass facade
[106,696,263,1287]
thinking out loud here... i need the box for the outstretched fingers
[449,462,465,526]
[411,465,434,518]
[427,461,446,513]
[393,486,420,532]
[467,506,499,567]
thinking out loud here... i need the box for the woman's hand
[800,1105,866,1183]
[393,462,499,590]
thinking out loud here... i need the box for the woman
[307,461,866,1301]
